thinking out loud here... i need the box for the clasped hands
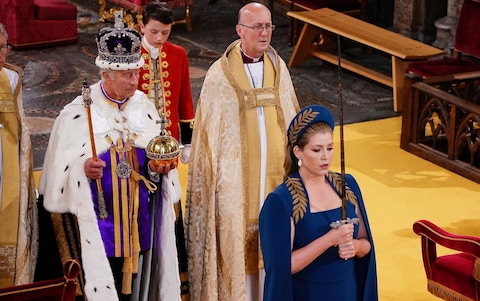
[332,223,356,261]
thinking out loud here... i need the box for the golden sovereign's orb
[146,134,180,165]
[146,113,180,165]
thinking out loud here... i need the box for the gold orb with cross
[146,113,180,165]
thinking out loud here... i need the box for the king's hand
[148,159,177,175]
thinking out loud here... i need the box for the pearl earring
[297,158,302,167]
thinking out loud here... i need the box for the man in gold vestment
[184,3,299,301]
[0,23,37,288]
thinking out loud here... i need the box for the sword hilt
[330,217,359,229]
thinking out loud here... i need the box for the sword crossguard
[330,217,359,229]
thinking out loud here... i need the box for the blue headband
[287,105,335,146]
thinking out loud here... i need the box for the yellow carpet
[34,116,480,300]
[325,116,480,300]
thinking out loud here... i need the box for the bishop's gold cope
[146,114,180,165]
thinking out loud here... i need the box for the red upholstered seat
[34,0,77,20]
[0,0,77,49]
[413,220,480,301]
[407,0,480,78]
[432,253,477,300]
[408,58,480,77]
[0,259,81,301]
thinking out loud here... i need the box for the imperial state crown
[95,10,144,70]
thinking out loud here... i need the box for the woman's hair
[142,1,174,25]
[284,122,333,179]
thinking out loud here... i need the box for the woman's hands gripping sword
[331,223,356,261]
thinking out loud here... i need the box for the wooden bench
[269,0,365,45]
[287,8,445,112]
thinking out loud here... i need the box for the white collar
[143,37,159,60]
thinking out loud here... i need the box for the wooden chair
[413,220,480,301]
[401,0,480,180]
[270,0,366,45]
[0,259,81,301]
[99,0,193,31]
[407,0,480,78]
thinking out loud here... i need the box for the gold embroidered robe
[185,40,299,301]
[0,63,37,287]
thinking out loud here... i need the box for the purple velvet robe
[90,148,152,257]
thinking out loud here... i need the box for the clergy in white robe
[185,4,299,300]
[0,23,37,288]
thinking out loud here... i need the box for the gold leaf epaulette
[328,172,357,206]
[286,177,307,224]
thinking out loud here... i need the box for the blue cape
[259,171,378,301]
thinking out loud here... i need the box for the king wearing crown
[36,11,182,301]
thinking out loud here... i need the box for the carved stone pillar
[432,0,464,54]
[393,0,448,43]
[393,0,416,37]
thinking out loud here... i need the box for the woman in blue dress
[259,105,377,301]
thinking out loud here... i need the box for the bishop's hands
[85,158,106,179]
[330,223,356,260]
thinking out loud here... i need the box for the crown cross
[95,10,143,70]
[114,11,124,30]
[156,113,171,136]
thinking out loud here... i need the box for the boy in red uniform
[135,2,194,300]
[138,1,194,156]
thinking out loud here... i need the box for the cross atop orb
[147,112,180,165]
[156,113,172,136]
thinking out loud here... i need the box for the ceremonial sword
[330,35,359,229]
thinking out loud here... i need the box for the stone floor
[8,0,403,169]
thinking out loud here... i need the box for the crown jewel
[95,11,144,70]
[146,113,180,165]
